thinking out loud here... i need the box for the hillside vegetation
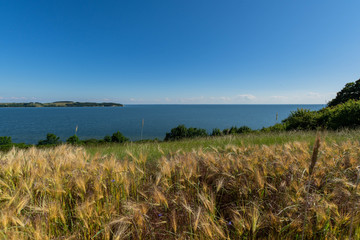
[0,134,360,239]
[328,79,360,107]
[0,101,123,107]
[279,99,360,131]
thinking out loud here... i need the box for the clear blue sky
[1,0,359,104]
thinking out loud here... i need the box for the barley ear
[302,133,321,240]
[308,134,321,176]
[349,166,360,240]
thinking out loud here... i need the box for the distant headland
[0,101,123,107]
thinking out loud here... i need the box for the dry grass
[0,138,360,239]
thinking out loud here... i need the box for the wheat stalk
[302,134,321,240]
[349,166,360,240]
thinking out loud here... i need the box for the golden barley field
[0,137,359,239]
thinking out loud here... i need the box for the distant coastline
[0,101,123,107]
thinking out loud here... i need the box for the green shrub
[229,126,238,134]
[261,123,287,132]
[0,136,12,145]
[0,145,13,151]
[165,125,208,141]
[211,128,222,136]
[222,128,230,135]
[81,138,101,145]
[103,135,112,143]
[165,125,188,141]
[38,133,61,146]
[222,126,253,135]
[111,131,129,143]
[236,126,253,134]
[326,99,360,129]
[280,100,360,131]
[328,79,360,107]
[187,127,208,138]
[0,139,31,151]
[66,135,80,145]
[282,108,319,130]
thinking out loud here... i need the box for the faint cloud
[128,98,145,103]
[219,96,231,101]
[172,94,257,104]
[306,92,322,98]
[267,92,336,104]
[235,94,256,101]
[306,92,336,103]
[10,97,26,100]
[178,96,205,103]
[0,96,43,103]
[271,96,289,101]
[121,91,335,104]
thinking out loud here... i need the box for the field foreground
[0,138,360,239]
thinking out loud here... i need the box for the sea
[0,104,325,144]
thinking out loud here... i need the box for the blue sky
[1,0,359,104]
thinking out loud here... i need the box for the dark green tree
[187,127,208,138]
[38,133,61,146]
[236,126,253,134]
[111,131,129,143]
[165,125,208,141]
[328,79,360,107]
[165,125,187,141]
[326,99,360,129]
[211,128,222,136]
[103,135,112,143]
[229,126,238,134]
[222,128,230,135]
[66,135,80,145]
[0,136,12,145]
[282,108,318,130]
[82,139,100,144]
[223,126,252,135]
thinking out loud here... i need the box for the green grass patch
[85,129,360,162]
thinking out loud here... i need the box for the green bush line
[1,97,359,152]
[280,99,360,131]
[2,79,360,150]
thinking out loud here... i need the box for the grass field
[0,130,360,239]
[86,130,360,162]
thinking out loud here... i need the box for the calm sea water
[0,104,324,144]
